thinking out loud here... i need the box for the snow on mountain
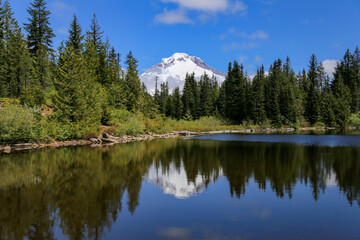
[141,53,226,95]
[146,162,222,199]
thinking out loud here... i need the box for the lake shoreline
[0,126,358,154]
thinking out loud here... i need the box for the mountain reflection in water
[0,134,359,240]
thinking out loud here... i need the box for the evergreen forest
[0,0,360,144]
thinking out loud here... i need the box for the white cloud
[156,0,247,24]
[58,27,68,35]
[161,0,229,12]
[51,0,75,17]
[232,1,248,15]
[221,28,269,40]
[154,9,193,24]
[322,59,338,78]
[255,55,263,62]
[239,55,248,63]
[247,30,269,40]
[223,41,259,51]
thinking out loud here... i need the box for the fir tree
[85,14,107,86]
[24,0,55,55]
[107,47,125,109]
[182,73,199,119]
[223,61,248,123]
[53,44,103,131]
[250,66,266,124]
[67,14,83,53]
[265,60,281,126]
[0,1,31,98]
[320,77,336,126]
[154,76,160,106]
[171,87,183,120]
[124,51,141,111]
[279,57,298,125]
[305,54,322,125]
[332,72,351,127]
[199,73,214,117]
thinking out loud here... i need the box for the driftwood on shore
[0,127,357,154]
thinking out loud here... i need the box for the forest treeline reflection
[0,138,359,239]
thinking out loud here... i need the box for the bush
[0,105,46,143]
[349,112,360,127]
[109,110,145,136]
[115,115,144,136]
[46,118,100,141]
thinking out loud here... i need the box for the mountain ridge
[141,53,226,94]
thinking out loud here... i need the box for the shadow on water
[0,133,359,239]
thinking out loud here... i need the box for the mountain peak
[141,53,226,95]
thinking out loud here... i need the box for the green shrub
[349,112,360,126]
[0,105,45,143]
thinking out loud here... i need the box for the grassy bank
[1,104,360,145]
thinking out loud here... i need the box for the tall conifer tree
[124,51,141,111]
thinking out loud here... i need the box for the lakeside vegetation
[0,0,360,144]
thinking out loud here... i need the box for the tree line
[0,0,156,135]
[157,50,360,128]
[0,0,359,131]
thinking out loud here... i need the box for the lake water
[0,132,360,239]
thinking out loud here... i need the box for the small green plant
[0,105,45,143]
[349,112,360,127]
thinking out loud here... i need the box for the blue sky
[8,0,360,76]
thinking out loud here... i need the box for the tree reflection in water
[0,137,359,239]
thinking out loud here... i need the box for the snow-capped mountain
[146,162,222,199]
[141,53,227,95]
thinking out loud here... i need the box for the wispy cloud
[154,8,193,24]
[161,0,229,12]
[221,28,269,40]
[57,27,68,35]
[155,0,248,25]
[322,59,339,78]
[255,55,264,62]
[51,0,75,17]
[223,42,259,51]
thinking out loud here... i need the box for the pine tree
[199,73,214,117]
[0,1,31,98]
[279,57,298,125]
[250,66,266,124]
[223,61,248,123]
[53,44,103,133]
[305,54,322,125]
[332,71,351,127]
[353,46,360,112]
[265,60,282,126]
[182,73,199,119]
[23,0,54,97]
[84,14,108,86]
[67,14,83,53]
[171,87,183,120]
[320,77,335,126]
[0,0,6,97]
[124,51,141,111]
[159,81,170,115]
[24,0,55,56]
[107,47,125,109]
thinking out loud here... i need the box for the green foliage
[222,62,249,123]
[0,105,46,143]
[124,51,141,111]
[110,110,144,136]
[349,112,360,126]
[1,0,360,144]
[24,0,55,55]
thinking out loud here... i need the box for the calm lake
[1,132,360,240]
